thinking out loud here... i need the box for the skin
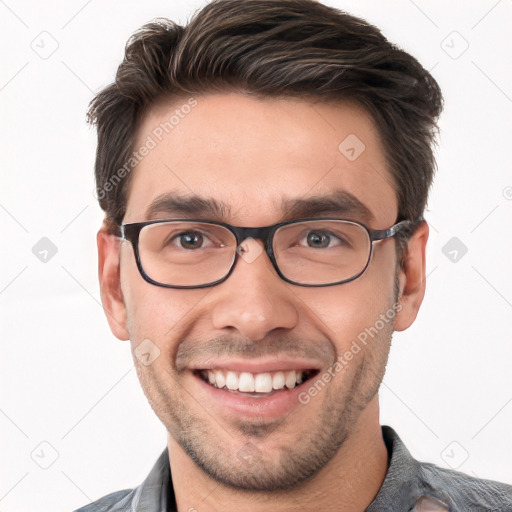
[98,93,428,511]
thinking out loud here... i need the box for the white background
[1,1,511,510]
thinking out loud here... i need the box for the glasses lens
[274,220,371,285]
[138,222,236,287]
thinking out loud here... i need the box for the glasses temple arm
[370,220,416,242]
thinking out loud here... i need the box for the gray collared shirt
[74,426,512,511]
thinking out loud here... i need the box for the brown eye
[176,232,204,249]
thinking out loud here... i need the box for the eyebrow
[145,193,230,220]
[144,190,373,224]
[281,191,373,223]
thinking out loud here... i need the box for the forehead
[124,93,398,227]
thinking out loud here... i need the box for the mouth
[188,357,326,418]
[195,368,320,398]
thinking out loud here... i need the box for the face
[98,93,427,491]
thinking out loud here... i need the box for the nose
[210,239,299,341]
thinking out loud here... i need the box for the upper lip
[188,357,323,373]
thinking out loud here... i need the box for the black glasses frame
[120,217,412,289]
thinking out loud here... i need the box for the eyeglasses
[120,218,412,289]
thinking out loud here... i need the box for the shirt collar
[366,425,423,511]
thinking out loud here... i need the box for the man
[77,0,512,510]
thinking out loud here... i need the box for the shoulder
[71,448,171,512]
[73,488,134,512]
[417,461,512,511]
[372,427,512,512]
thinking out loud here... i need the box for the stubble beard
[144,325,393,492]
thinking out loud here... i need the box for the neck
[169,399,388,512]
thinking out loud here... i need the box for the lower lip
[192,372,313,419]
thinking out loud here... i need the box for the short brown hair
[87,0,443,235]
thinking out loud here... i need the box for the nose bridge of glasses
[232,225,275,249]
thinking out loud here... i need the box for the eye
[171,231,213,250]
[306,231,331,248]
[303,230,344,249]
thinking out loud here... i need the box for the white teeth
[225,371,239,390]
[272,371,285,390]
[254,373,273,393]
[238,372,255,392]
[203,369,309,392]
[214,370,226,389]
[285,371,296,389]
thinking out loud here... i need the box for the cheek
[301,246,397,346]
[119,244,211,351]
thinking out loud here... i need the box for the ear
[394,221,429,332]
[97,228,130,340]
